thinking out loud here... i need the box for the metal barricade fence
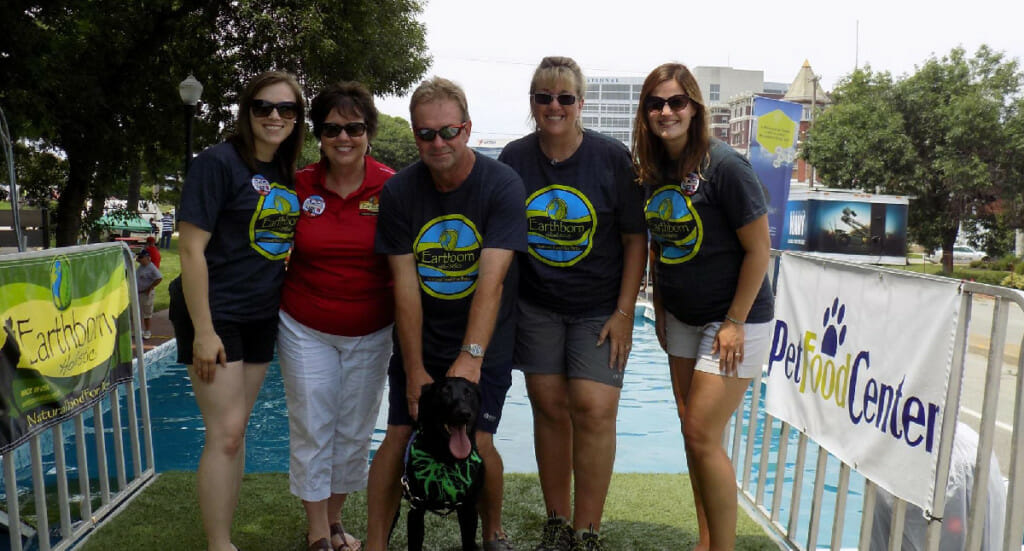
[0,243,155,550]
[725,252,1023,550]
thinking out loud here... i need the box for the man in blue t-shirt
[369,77,527,551]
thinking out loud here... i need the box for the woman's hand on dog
[598,312,633,371]
[406,367,434,421]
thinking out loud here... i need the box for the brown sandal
[307,537,331,550]
[329,522,360,551]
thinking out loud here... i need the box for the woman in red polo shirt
[277,82,395,551]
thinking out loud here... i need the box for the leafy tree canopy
[0,1,430,245]
[803,45,1024,272]
[372,113,419,172]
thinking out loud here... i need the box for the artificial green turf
[80,471,778,550]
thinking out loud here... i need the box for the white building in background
[582,76,644,146]
[693,66,764,106]
[583,67,789,147]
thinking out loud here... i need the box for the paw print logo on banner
[821,297,847,357]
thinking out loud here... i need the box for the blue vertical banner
[749,97,803,249]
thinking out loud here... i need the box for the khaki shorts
[138,290,155,319]
[664,312,772,379]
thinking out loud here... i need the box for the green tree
[0,1,430,245]
[373,113,419,171]
[804,46,1024,274]
[13,143,66,208]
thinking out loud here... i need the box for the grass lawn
[891,258,1012,286]
[81,472,778,551]
[150,236,179,311]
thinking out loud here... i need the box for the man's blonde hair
[409,76,470,123]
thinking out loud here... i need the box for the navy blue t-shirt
[499,130,646,315]
[646,140,774,325]
[375,152,528,371]
[174,142,299,321]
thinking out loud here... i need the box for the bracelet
[616,307,634,320]
[724,314,745,326]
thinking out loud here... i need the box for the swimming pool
[144,318,866,549]
[145,318,683,474]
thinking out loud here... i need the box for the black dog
[396,376,484,551]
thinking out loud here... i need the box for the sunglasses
[251,99,299,120]
[644,94,692,113]
[413,123,468,141]
[321,122,367,138]
[531,93,577,106]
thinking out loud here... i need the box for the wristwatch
[460,343,485,358]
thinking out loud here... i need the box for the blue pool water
[145,318,865,549]
[146,318,684,474]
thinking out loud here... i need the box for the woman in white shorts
[632,62,775,551]
[277,82,396,551]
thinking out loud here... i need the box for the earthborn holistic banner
[0,246,133,453]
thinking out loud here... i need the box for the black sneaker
[571,526,604,551]
[534,512,574,551]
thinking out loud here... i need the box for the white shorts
[663,312,772,379]
[277,310,393,501]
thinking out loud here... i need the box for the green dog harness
[401,429,483,516]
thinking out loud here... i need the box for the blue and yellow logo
[414,215,482,300]
[645,185,702,264]
[249,184,299,260]
[49,256,72,311]
[525,185,595,267]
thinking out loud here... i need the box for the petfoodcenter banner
[764,253,961,510]
[0,246,133,453]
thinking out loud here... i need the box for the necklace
[540,131,583,165]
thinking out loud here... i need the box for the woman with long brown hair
[169,70,305,551]
[632,62,774,551]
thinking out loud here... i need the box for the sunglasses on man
[251,100,299,120]
[531,93,577,106]
[413,123,468,141]
[644,94,692,113]
[321,122,367,138]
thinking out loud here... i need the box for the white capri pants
[277,310,393,501]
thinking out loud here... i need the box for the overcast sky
[373,0,1024,142]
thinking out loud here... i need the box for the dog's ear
[418,382,435,407]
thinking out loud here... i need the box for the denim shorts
[664,312,773,379]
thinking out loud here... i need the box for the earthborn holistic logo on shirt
[414,215,482,300]
[645,185,703,264]
[525,185,595,267]
[249,183,299,260]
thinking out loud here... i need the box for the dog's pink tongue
[449,426,471,459]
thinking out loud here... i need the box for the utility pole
[810,73,820,187]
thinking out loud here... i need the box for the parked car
[926,245,988,263]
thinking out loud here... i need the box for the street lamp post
[178,75,203,178]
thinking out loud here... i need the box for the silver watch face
[462,344,484,357]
